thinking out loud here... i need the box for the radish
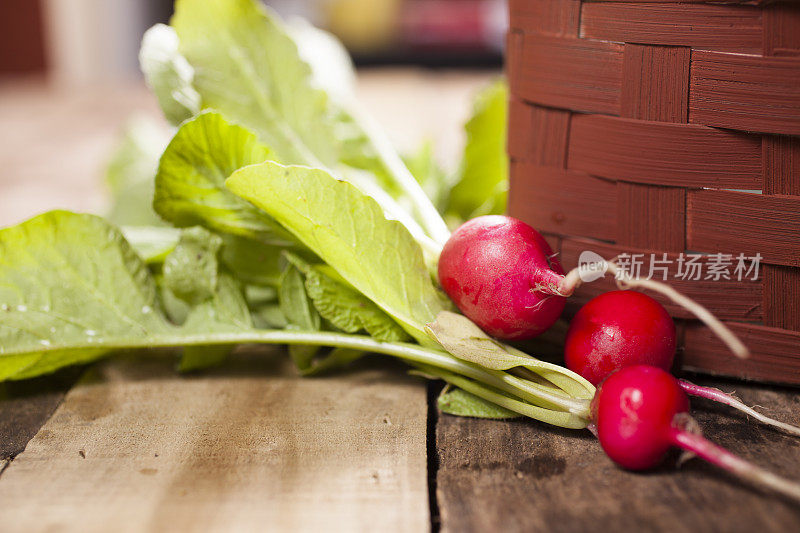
[557,259,749,359]
[594,365,800,501]
[564,290,676,385]
[566,290,800,436]
[438,215,566,340]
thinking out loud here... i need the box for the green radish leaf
[153,111,290,241]
[220,235,285,288]
[243,285,286,329]
[300,348,364,377]
[157,273,191,325]
[426,311,523,370]
[178,345,228,373]
[426,311,595,400]
[250,303,287,330]
[162,227,253,371]
[171,0,340,167]
[284,253,409,343]
[165,0,448,244]
[446,80,508,220]
[279,263,322,371]
[192,273,251,332]
[0,211,173,381]
[105,116,170,227]
[286,17,356,106]
[279,265,321,333]
[163,227,223,306]
[139,24,201,125]
[121,226,180,264]
[0,212,261,380]
[419,364,589,430]
[438,387,520,419]
[169,0,387,188]
[178,272,253,372]
[281,19,390,190]
[226,161,448,345]
[245,285,277,306]
[404,141,450,214]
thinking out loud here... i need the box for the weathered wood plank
[0,351,429,532]
[436,378,800,532]
[0,368,82,461]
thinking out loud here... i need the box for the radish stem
[26,329,590,424]
[556,260,750,359]
[680,379,800,437]
[416,364,591,429]
[348,106,452,246]
[671,424,800,503]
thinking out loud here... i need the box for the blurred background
[0,0,506,83]
[0,0,502,227]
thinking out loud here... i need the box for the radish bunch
[438,214,800,501]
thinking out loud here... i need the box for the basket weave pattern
[506,0,800,384]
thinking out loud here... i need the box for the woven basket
[506,0,800,384]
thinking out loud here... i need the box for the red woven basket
[506,0,800,384]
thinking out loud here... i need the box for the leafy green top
[227,161,448,344]
[446,80,508,220]
[0,212,171,380]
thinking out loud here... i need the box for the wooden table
[2,72,800,532]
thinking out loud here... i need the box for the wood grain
[763,135,800,195]
[507,0,580,36]
[690,51,800,135]
[763,264,800,332]
[0,353,429,532]
[620,44,689,123]
[567,114,762,189]
[507,100,570,167]
[509,162,617,241]
[763,2,800,57]
[616,182,685,251]
[436,382,800,533]
[0,369,81,462]
[682,322,800,385]
[580,2,763,54]
[509,34,624,115]
[559,237,763,322]
[687,190,800,268]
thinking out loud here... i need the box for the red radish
[593,365,688,470]
[594,366,800,501]
[568,291,800,436]
[557,260,749,359]
[438,215,565,340]
[565,290,676,385]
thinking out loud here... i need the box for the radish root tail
[671,417,800,504]
[680,379,800,437]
